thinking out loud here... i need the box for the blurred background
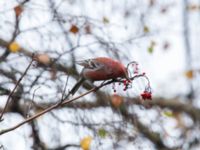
[0,0,200,149]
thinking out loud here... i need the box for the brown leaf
[187,4,200,11]
[69,25,79,34]
[185,70,193,79]
[36,54,51,65]
[85,24,91,34]
[111,94,123,108]
[14,5,23,17]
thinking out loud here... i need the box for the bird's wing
[76,59,104,70]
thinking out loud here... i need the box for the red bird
[71,57,129,95]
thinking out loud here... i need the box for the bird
[70,57,129,95]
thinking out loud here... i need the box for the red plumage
[71,57,128,95]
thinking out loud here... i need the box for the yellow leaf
[163,111,174,117]
[9,42,21,53]
[185,70,193,79]
[80,136,92,150]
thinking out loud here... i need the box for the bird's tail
[70,77,85,95]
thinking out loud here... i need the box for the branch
[0,76,144,136]
[0,57,34,121]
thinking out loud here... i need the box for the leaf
[143,25,149,33]
[163,111,174,117]
[80,136,92,150]
[9,42,21,53]
[187,4,200,11]
[103,17,109,24]
[111,94,123,108]
[147,41,156,54]
[85,24,91,34]
[163,41,170,50]
[14,5,23,17]
[148,46,154,54]
[98,128,107,138]
[149,0,155,7]
[185,70,193,79]
[36,54,51,65]
[160,6,168,14]
[69,24,79,34]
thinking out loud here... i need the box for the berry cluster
[112,61,152,101]
[140,85,152,100]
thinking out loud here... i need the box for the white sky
[0,0,199,149]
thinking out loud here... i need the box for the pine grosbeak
[71,57,129,95]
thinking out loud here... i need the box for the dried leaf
[111,94,123,108]
[14,5,23,17]
[185,70,193,79]
[36,54,51,65]
[187,4,200,11]
[69,24,79,34]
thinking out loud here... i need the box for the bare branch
[0,56,34,121]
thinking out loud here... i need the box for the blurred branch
[0,76,143,135]
[30,121,47,150]
[182,0,194,99]
[120,110,172,150]
[0,37,110,104]
[0,57,34,121]
[0,87,97,135]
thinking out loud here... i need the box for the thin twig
[0,74,145,135]
[0,79,113,135]
[0,57,34,121]
[61,76,69,101]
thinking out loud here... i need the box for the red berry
[141,91,152,100]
